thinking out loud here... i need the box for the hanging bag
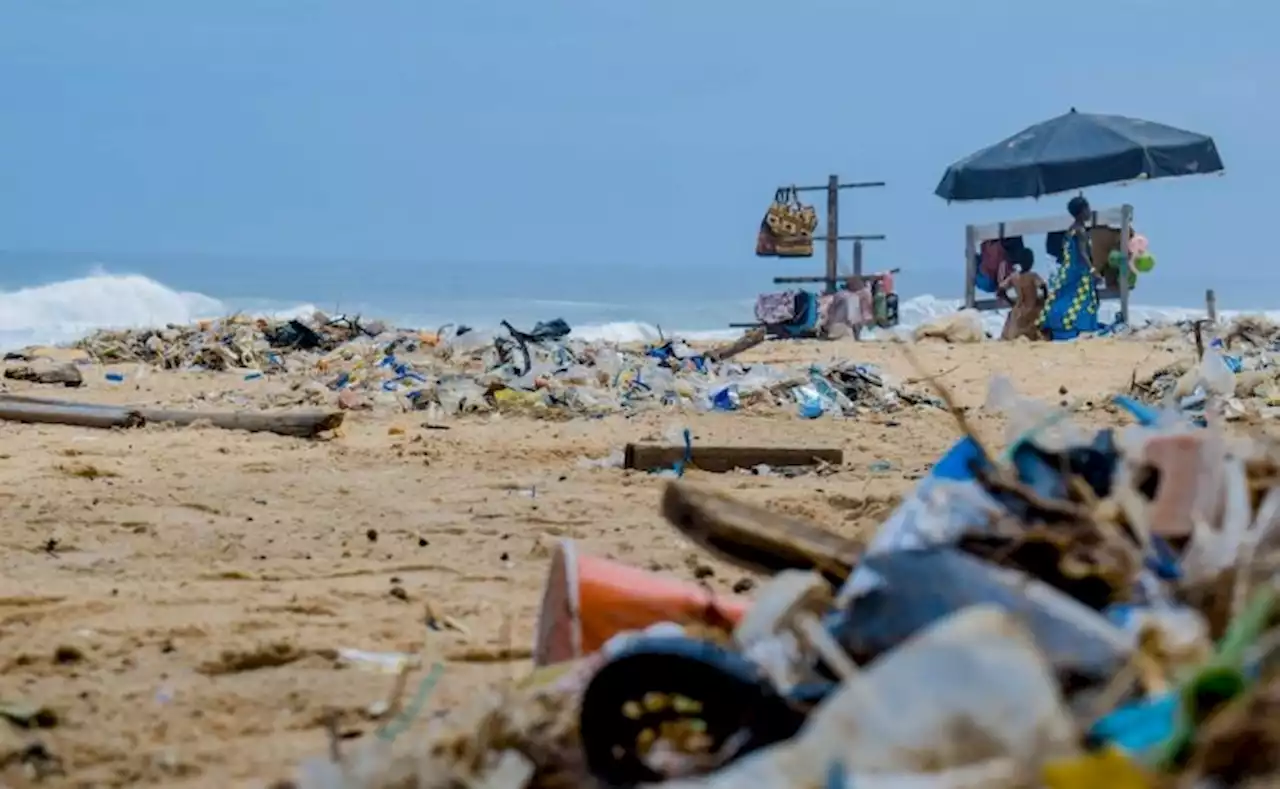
[755,188,793,257]
[774,187,817,258]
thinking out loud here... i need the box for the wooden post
[624,443,843,474]
[964,224,978,309]
[1118,204,1133,324]
[825,174,839,293]
[1206,289,1217,323]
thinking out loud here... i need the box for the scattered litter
[281,331,1280,789]
[2,314,942,421]
[336,648,420,675]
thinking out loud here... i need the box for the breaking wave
[0,270,1272,352]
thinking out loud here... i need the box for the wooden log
[0,394,343,438]
[704,327,766,363]
[0,394,119,409]
[133,406,344,438]
[624,443,842,474]
[0,399,144,430]
[661,481,859,584]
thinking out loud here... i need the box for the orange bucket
[533,540,749,666]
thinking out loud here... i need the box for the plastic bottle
[873,280,888,326]
[1198,348,1236,397]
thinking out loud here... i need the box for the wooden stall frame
[776,174,887,292]
[731,174,888,330]
[963,203,1133,324]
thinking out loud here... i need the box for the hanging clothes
[1038,227,1100,340]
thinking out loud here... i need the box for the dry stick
[897,343,1136,567]
[893,339,996,465]
[904,364,961,386]
[380,663,414,724]
[325,711,343,763]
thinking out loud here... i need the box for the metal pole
[825,175,838,293]
[853,239,863,278]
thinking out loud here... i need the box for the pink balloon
[1128,234,1149,257]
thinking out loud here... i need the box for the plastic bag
[793,385,831,419]
[985,375,1088,453]
[659,607,1080,789]
[435,377,488,415]
[1198,348,1236,398]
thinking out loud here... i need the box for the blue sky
[0,1,1273,308]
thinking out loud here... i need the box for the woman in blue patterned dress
[1039,196,1100,340]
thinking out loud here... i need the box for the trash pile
[283,370,1280,789]
[1131,316,1280,422]
[67,315,940,418]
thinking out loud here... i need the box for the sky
[0,0,1274,310]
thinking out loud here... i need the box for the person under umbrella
[1038,196,1100,339]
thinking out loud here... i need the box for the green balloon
[1108,249,1126,267]
[1135,253,1155,273]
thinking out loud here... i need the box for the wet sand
[0,337,1180,787]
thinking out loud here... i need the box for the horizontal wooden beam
[970,287,1127,312]
[969,205,1130,243]
[773,276,837,284]
[774,268,901,285]
[813,234,887,242]
[625,443,843,474]
[785,181,887,193]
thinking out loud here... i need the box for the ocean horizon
[0,250,1267,354]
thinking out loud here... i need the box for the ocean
[0,256,1268,354]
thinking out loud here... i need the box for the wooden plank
[135,407,344,438]
[972,287,1125,313]
[969,205,1129,242]
[787,181,886,193]
[964,224,978,309]
[661,481,859,583]
[1119,204,1133,323]
[774,276,833,284]
[624,443,842,474]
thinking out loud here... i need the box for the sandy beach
[0,336,1186,787]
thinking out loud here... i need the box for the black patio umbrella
[934,108,1224,202]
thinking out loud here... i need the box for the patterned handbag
[755,187,817,257]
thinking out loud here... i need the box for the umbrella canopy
[934,109,1224,202]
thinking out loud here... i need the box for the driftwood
[704,327,766,363]
[625,443,842,474]
[0,394,343,439]
[0,398,143,430]
[661,481,859,584]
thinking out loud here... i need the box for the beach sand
[0,337,1182,787]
